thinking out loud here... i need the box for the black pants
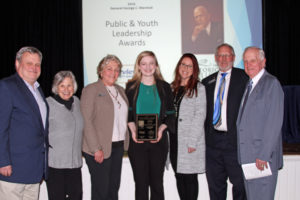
[175,173,198,200]
[206,146,246,200]
[46,167,82,200]
[83,144,124,200]
[128,136,168,200]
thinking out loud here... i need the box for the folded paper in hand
[241,162,272,180]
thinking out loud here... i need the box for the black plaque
[136,114,158,141]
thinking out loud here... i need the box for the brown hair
[171,53,200,97]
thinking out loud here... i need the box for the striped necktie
[213,72,227,127]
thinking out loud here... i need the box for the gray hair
[215,43,235,56]
[16,46,43,62]
[51,71,78,94]
[243,46,265,61]
[97,55,122,78]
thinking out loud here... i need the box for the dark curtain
[263,0,300,151]
[1,0,83,98]
[0,1,299,93]
[263,0,299,85]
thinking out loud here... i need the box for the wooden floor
[283,142,300,155]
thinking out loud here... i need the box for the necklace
[173,87,185,117]
[106,87,121,109]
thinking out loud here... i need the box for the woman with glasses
[170,53,206,200]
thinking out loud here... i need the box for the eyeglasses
[180,63,193,69]
[216,54,233,58]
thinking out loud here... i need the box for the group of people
[0,43,284,200]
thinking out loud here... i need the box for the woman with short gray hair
[51,71,78,94]
[46,70,83,200]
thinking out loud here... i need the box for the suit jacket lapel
[15,74,45,132]
[237,80,249,124]
[207,73,218,117]
[226,68,239,123]
[38,86,49,131]
[96,79,115,108]
[238,71,267,123]
[97,79,110,97]
[227,68,240,104]
[248,71,267,101]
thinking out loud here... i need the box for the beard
[218,62,233,72]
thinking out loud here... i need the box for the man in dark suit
[184,5,223,54]
[202,43,248,200]
[237,47,284,200]
[0,46,49,199]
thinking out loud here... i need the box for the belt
[112,140,124,148]
[214,129,228,134]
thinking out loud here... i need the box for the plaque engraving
[136,114,158,141]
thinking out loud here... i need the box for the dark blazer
[202,67,248,150]
[183,21,223,54]
[0,73,49,184]
[125,79,175,135]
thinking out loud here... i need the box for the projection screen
[82,0,262,87]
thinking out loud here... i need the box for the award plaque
[136,114,158,141]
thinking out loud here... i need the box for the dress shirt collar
[218,68,232,78]
[251,68,265,91]
[23,79,40,91]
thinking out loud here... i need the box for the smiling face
[16,52,41,86]
[139,55,157,77]
[243,48,266,79]
[215,45,235,72]
[101,60,120,86]
[179,57,193,84]
[57,77,74,100]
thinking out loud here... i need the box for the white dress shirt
[213,68,232,131]
[250,68,265,94]
[24,80,47,129]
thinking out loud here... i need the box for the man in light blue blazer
[237,46,284,200]
[0,47,49,199]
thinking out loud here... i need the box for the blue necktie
[213,73,227,127]
[240,80,253,117]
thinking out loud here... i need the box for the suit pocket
[253,139,262,155]
[253,139,262,146]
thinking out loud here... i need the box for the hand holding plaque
[136,114,158,141]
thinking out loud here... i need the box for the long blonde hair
[127,51,164,89]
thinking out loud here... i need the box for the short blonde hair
[97,55,122,79]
